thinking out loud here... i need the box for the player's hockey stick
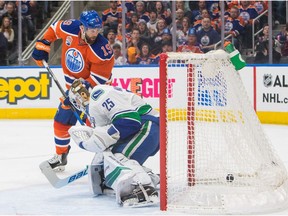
[42,60,85,125]
[39,160,88,188]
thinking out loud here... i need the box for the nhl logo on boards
[263,74,272,87]
[226,174,234,182]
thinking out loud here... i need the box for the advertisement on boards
[256,67,288,112]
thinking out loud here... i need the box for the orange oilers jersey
[42,19,114,89]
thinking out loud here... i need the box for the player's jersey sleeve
[86,34,114,87]
[42,19,81,43]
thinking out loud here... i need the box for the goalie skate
[121,185,159,208]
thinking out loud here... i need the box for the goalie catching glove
[68,125,120,153]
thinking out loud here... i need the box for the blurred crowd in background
[0,0,287,66]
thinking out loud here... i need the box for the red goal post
[159,51,288,214]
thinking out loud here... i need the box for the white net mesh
[160,50,288,214]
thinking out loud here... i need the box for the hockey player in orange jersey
[32,10,114,171]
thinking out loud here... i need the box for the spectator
[154,1,172,26]
[125,0,135,13]
[0,0,6,18]
[191,0,207,23]
[2,2,18,37]
[138,19,152,44]
[0,16,14,51]
[151,27,172,55]
[31,0,45,29]
[253,1,268,28]
[239,1,259,24]
[112,43,127,65]
[161,41,173,53]
[196,17,221,53]
[152,40,173,64]
[176,16,190,47]
[153,18,167,43]
[147,9,158,34]
[222,6,245,50]
[126,12,138,33]
[102,0,122,37]
[177,27,202,53]
[107,28,122,48]
[276,24,288,56]
[161,40,173,53]
[16,0,37,41]
[175,8,185,30]
[116,23,126,44]
[254,24,281,63]
[0,31,8,65]
[193,8,218,32]
[238,1,259,48]
[127,28,141,64]
[135,1,150,23]
[175,0,192,22]
[136,42,156,64]
[276,24,288,44]
[206,1,220,20]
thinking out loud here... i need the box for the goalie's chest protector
[88,86,137,127]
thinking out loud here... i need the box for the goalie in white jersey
[67,79,160,207]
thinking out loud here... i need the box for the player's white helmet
[69,79,90,113]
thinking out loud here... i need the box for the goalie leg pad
[88,164,105,196]
[102,151,156,205]
[88,152,105,196]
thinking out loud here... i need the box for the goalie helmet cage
[159,50,288,214]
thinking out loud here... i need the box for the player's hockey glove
[59,90,72,110]
[32,39,51,67]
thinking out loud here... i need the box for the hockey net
[159,50,288,214]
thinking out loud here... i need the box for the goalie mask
[69,79,90,113]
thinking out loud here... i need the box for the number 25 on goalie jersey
[42,19,114,89]
[88,85,159,140]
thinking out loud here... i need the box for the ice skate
[47,146,71,172]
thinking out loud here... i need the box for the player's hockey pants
[53,101,86,154]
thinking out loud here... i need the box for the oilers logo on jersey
[65,48,84,73]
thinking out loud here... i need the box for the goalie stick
[39,160,115,196]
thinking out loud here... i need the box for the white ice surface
[0,120,288,215]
